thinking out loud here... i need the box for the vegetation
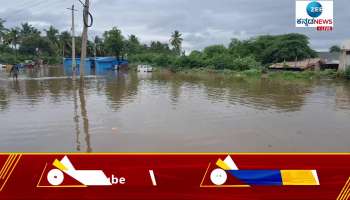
[0,18,325,75]
[345,67,350,79]
[329,45,341,53]
[170,30,183,56]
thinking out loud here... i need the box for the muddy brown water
[0,66,349,152]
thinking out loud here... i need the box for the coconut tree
[5,27,20,60]
[20,23,40,38]
[0,18,8,44]
[45,26,59,44]
[94,36,105,56]
[170,30,183,55]
[59,31,72,57]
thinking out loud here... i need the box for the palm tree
[4,28,20,61]
[170,30,183,55]
[59,31,72,57]
[20,23,40,38]
[0,18,8,44]
[45,26,59,43]
[94,36,105,56]
[45,26,60,56]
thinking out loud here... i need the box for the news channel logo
[306,1,322,18]
[296,0,333,31]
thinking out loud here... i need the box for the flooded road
[0,66,350,152]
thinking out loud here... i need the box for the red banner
[0,153,349,200]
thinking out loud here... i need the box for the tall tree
[45,26,60,56]
[20,23,40,38]
[0,18,8,44]
[149,41,171,54]
[45,26,59,44]
[124,34,141,55]
[94,36,105,56]
[170,30,183,55]
[103,27,124,58]
[329,45,341,53]
[5,28,20,60]
[59,31,72,57]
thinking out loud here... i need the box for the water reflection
[0,87,8,110]
[78,78,92,152]
[73,79,81,151]
[149,73,313,112]
[335,81,350,110]
[0,66,350,152]
[105,72,139,111]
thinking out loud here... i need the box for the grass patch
[345,67,350,79]
[142,64,346,81]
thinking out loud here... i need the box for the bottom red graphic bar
[0,153,349,200]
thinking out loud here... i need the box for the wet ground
[0,66,350,152]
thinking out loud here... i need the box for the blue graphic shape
[306,1,323,18]
[228,170,282,186]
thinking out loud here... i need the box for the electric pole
[80,0,90,77]
[67,5,77,75]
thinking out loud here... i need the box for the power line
[5,0,69,18]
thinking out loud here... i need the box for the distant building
[269,58,324,71]
[339,40,350,71]
[318,52,340,70]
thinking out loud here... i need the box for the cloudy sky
[0,0,348,52]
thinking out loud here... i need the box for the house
[269,58,324,71]
[339,40,350,71]
[318,52,340,70]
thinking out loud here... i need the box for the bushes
[131,51,262,71]
[345,67,350,79]
[129,53,174,67]
[0,53,17,64]
[232,56,260,71]
[129,41,262,71]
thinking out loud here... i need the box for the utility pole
[80,0,90,77]
[67,5,77,75]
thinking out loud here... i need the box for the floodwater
[0,66,350,152]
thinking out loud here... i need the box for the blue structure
[63,57,128,76]
[95,57,128,70]
[63,58,93,76]
[63,58,92,69]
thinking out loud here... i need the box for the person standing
[10,64,19,81]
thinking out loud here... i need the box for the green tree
[149,41,171,54]
[170,30,183,55]
[59,31,72,57]
[0,18,8,44]
[94,36,105,56]
[203,45,227,58]
[229,33,316,64]
[45,26,60,56]
[124,34,141,55]
[45,26,59,45]
[103,27,124,58]
[20,34,54,56]
[5,28,20,60]
[20,23,40,38]
[329,45,341,53]
[260,34,316,64]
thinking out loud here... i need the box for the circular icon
[210,168,227,185]
[47,169,64,186]
[306,1,323,18]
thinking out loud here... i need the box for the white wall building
[339,40,350,71]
